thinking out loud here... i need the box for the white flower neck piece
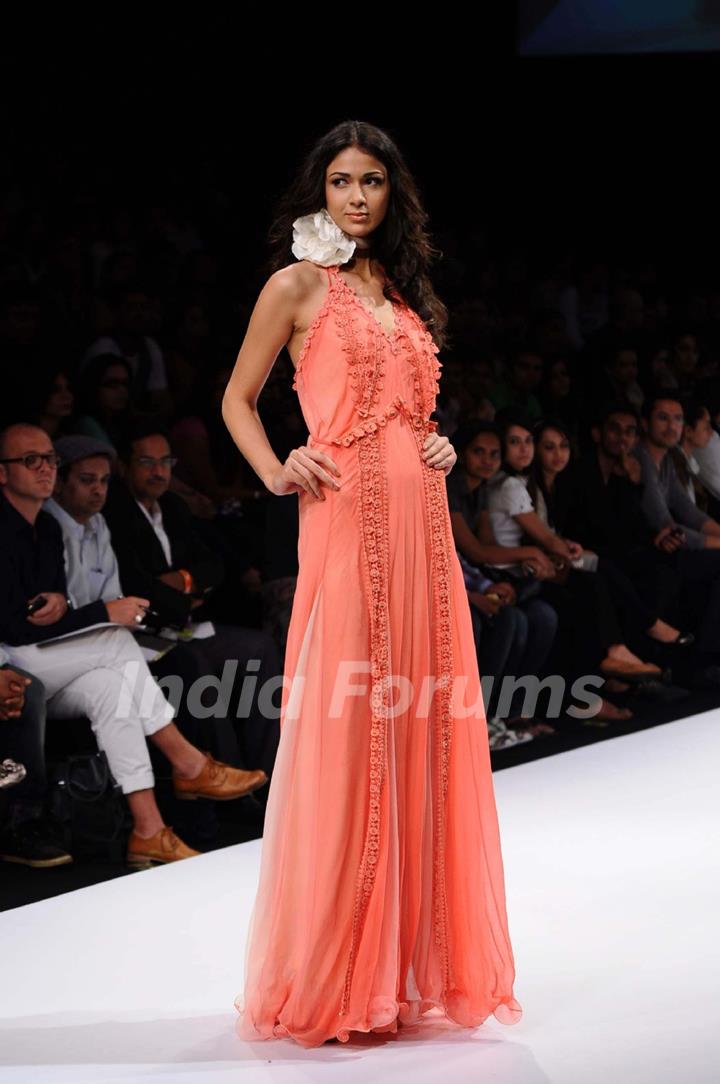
[291,208,357,267]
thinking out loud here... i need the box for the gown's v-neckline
[331,264,402,342]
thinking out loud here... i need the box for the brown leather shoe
[127,825,201,868]
[172,753,268,802]
[599,657,662,682]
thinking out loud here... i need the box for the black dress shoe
[691,664,720,690]
[0,818,73,868]
[628,679,690,703]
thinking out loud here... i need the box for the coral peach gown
[235,261,522,1047]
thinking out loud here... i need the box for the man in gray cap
[46,436,123,610]
[0,423,267,869]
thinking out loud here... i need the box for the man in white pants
[0,423,267,867]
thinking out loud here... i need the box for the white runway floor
[1,712,718,1084]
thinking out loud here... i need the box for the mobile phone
[27,595,47,616]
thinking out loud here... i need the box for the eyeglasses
[135,456,178,469]
[0,453,62,470]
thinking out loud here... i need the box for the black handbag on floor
[47,751,130,861]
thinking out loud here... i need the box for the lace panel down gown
[234,261,523,1047]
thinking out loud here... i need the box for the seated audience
[0,423,268,868]
[489,348,543,421]
[80,283,171,416]
[672,399,714,507]
[487,412,665,721]
[73,353,134,453]
[533,417,693,653]
[447,419,558,737]
[633,392,720,549]
[102,420,281,786]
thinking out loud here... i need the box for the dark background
[2,7,717,306]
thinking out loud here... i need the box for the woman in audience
[73,353,134,452]
[673,399,714,507]
[688,389,720,515]
[487,412,665,722]
[22,365,75,439]
[539,355,578,439]
[533,417,691,648]
[447,420,558,736]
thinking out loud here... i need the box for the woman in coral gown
[221,120,523,1047]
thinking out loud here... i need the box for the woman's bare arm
[513,510,570,558]
[221,267,342,500]
[450,509,555,576]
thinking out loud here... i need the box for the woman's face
[45,372,74,418]
[463,432,501,482]
[504,425,534,472]
[537,427,571,476]
[548,360,571,399]
[686,407,713,449]
[610,349,638,386]
[97,363,130,414]
[325,145,390,239]
[674,335,699,376]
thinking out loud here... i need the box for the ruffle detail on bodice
[290,278,335,393]
[323,394,439,447]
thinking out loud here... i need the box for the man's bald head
[0,423,57,509]
[0,422,51,460]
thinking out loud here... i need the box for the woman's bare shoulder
[263,260,326,303]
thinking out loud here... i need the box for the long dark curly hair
[265,120,449,350]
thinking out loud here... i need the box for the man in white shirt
[1,425,267,868]
[48,435,269,789]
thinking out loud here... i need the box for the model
[221,119,523,1047]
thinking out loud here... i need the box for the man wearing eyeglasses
[103,420,282,792]
[0,423,269,869]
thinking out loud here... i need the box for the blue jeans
[0,664,47,825]
[470,599,558,718]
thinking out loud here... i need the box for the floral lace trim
[331,280,455,1013]
[331,268,387,418]
[329,393,438,447]
[291,267,334,393]
[403,307,443,419]
[330,263,407,348]
[408,422,455,998]
[340,422,391,1018]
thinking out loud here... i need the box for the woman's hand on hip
[269,445,342,501]
[422,433,456,474]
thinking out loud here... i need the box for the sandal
[505,716,557,737]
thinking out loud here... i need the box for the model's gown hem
[234,990,522,1048]
[235,262,523,1049]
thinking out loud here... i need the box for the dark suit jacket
[103,481,225,628]
[562,452,654,558]
[0,494,107,645]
